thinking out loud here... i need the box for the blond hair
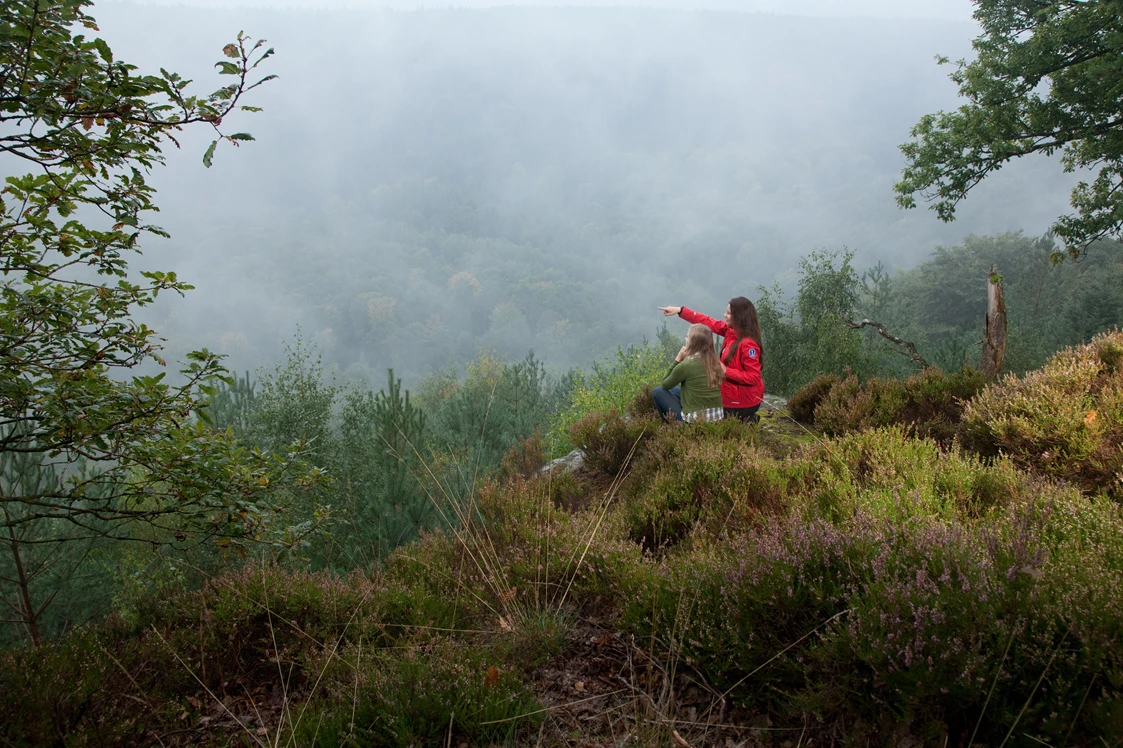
[684,324,724,388]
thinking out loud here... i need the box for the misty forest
[2,0,1123,745]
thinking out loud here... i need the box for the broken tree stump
[981,266,1007,379]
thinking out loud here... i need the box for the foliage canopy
[0,0,287,548]
[895,0,1123,257]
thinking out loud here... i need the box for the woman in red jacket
[659,297,764,422]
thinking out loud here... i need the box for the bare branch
[844,317,929,369]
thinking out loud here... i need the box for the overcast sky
[90,0,1013,379]
[101,0,978,22]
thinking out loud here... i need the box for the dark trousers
[652,385,683,422]
[724,405,760,423]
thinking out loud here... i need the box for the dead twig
[844,317,928,369]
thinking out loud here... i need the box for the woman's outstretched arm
[677,307,730,336]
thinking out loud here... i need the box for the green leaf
[251,47,275,69]
[93,38,113,63]
[214,61,240,75]
[246,74,278,92]
[202,140,217,168]
[228,133,255,142]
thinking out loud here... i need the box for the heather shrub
[811,367,986,443]
[999,494,1123,658]
[0,625,147,745]
[962,493,1123,741]
[291,638,541,746]
[627,413,761,469]
[622,515,867,709]
[474,474,644,616]
[626,381,657,419]
[898,365,988,441]
[56,561,396,730]
[620,491,1123,743]
[497,431,545,480]
[620,426,1027,551]
[148,563,391,645]
[568,407,659,476]
[622,434,797,549]
[542,468,585,512]
[786,372,842,422]
[802,427,1025,522]
[382,531,490,629]
[814,373,907,435]
[840,517,1005,720]
[0,563,415,744]
[962,330,1123,497]
[927,446,1025,518]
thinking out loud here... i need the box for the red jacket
[680,307,764,409]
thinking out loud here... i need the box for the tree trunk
[3,507,41,647]
[981,266,1007,380]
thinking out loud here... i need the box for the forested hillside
[87,3,1080,384]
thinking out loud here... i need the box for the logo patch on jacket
[748,348,758,359]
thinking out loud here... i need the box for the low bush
[474,473,645,617]
[808,366,986,442]
[496,432,546,481]
[290,638,541,746]
[0,625,148,745]
[542,468,586,512]
[802,426,1026,522]
[0,564,399,745]
[899,365,989,441]
[813,373,906,435]
[961,330,1123,497]
[568,408,660,476]
[621,489,1123,744]
[620,427,797,550]
[620,425,1027,547]
[381,531,487,631]
[785,372,841,422]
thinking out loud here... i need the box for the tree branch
[843,317,929,369]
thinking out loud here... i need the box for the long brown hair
[684,324,724,388]
[724,296,763,366]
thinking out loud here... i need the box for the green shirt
[661,357,723,415]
